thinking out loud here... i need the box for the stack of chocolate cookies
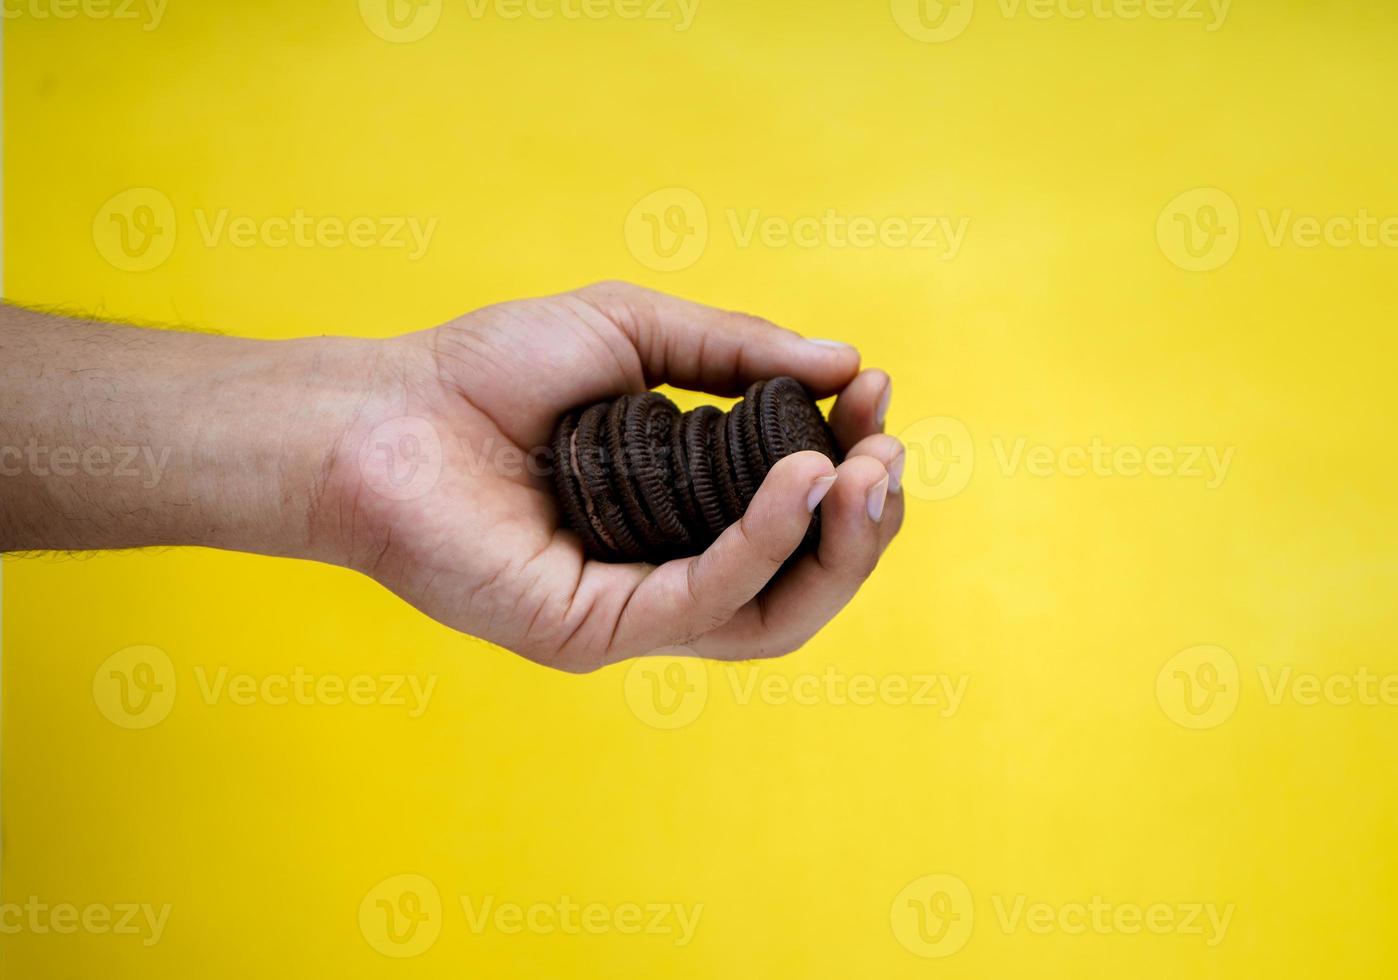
[551,377,841,563]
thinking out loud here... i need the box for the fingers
[576,281,860,398]
[844,433,907,555]
[605,451,838,659]
[700,448,899,660]
[828,368,892,450]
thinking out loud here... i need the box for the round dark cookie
[550,408,617,561]
[738,381,772,488]
[683,405,727,541]
[606,396,668,556]
[667,410,708,543]
[756,376,840,465]
[726,399,760,507]
[575,403,644,562]
[708,406,745,525]
[625,393,692,553]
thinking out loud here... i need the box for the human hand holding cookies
[330,281,906,673]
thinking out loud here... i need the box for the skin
[0,281,905,672]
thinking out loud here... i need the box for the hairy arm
[0,304,374,559]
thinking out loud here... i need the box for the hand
[324,282,906,673]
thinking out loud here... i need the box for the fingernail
[867,477,889,521]
[806,475,837,512]
[808,338,855,351]
[876,380,892,429]
[888,452,906,494]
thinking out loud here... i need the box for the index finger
[576,280,861,397]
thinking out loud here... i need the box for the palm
[345,283,903,672]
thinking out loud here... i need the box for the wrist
[180,333,390,564]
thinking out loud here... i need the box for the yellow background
[4,0,1398,976]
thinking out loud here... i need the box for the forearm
[0,304,379,561]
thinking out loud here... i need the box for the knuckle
[736,511,791,568]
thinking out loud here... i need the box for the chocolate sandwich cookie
[574,403,643,561]
[708,407,745,525]
[547,377,840,563]
[756,376,839,464]
[683,405,727,541]
[605,395,669,557]
[737,381,772,486]
[725,399,760,506]
[667,411,708,544]
[550,408,617,561]
[625,393,692,555]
